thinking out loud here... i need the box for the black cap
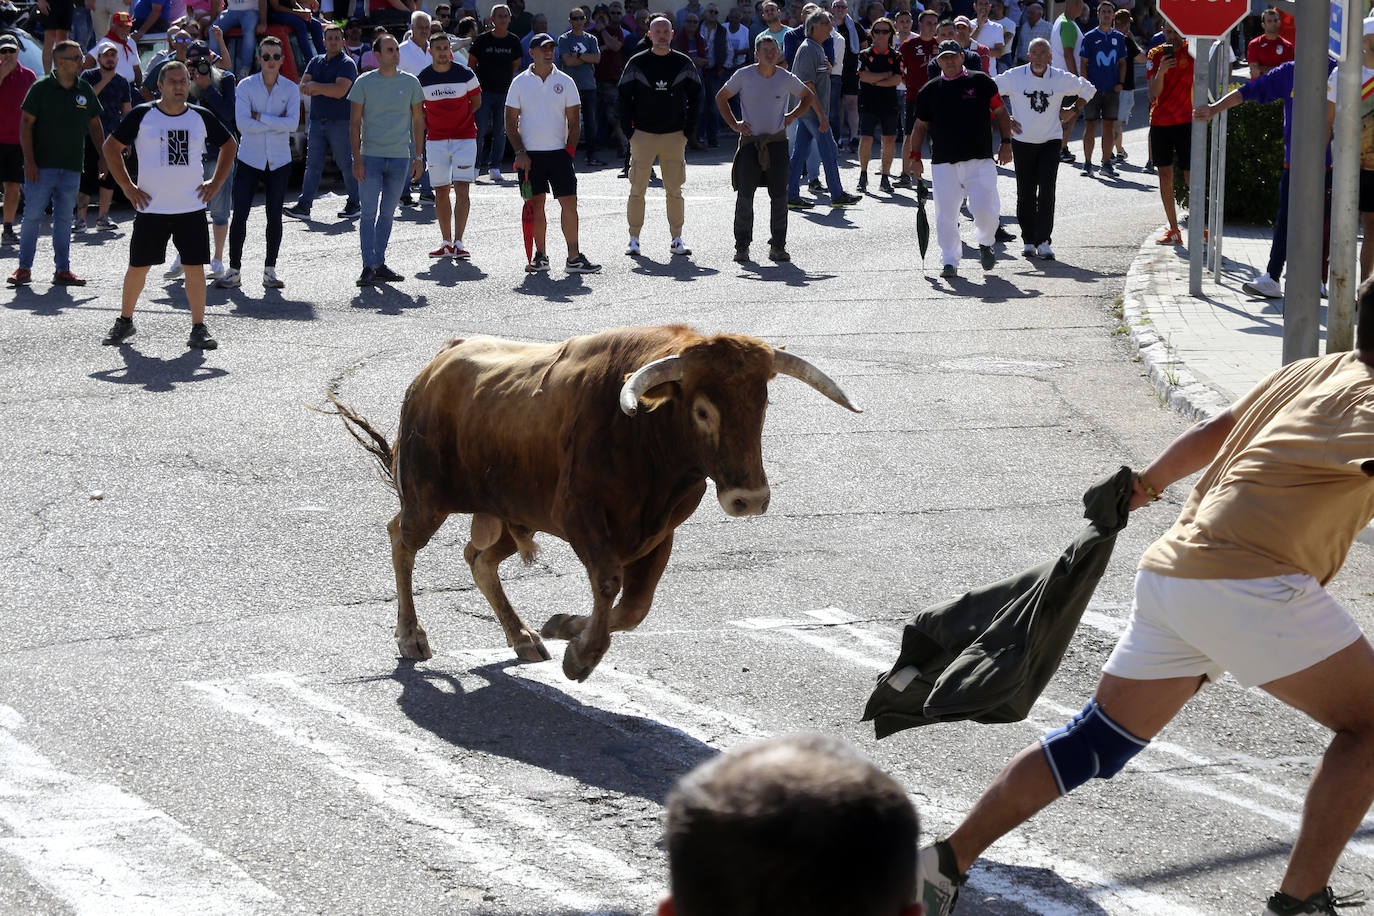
[936,39,963,58]
[528,31,556,47]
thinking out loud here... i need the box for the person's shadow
[351,286,432,315]
[89,344,228,392]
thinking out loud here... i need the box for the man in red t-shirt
[418,32,481,259]
[897,8,937,187]
[1145,22,1192,245]
[0,39,37,242]
[1247,7,1293,81]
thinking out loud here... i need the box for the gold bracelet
[1137,471,1161,502]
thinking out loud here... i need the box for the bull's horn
[619,355,684,416]
[771,349,863,413]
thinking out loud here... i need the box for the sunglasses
[569,13,586,19]
[0,48,16,54]
[260,52,282,60]
[871,27,891,32]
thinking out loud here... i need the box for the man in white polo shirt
[504,31,600,274]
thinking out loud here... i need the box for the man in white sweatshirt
[995,36,1094,260]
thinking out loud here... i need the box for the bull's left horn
[619,355,684,416]
[771,349,863,413]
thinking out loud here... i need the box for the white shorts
[1103,569,1363,688]
[425,137,477,187]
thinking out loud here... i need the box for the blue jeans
[359,155,408,268]
[267,10,324,61]
[203,156,234,225]
[20,167,80,272]
[297,118,358,209]
[788,118,842,198]
[71,5,94,49]
[214,8,260,73]
[474,91,507,170]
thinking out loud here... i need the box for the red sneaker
[53,270,86,286]
[7,267,30,286]
[429,241,453,258]
[452,243,471,260]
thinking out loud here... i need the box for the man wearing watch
[347,32,424,287]
[908,39,1012,279]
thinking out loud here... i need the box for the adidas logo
[655,79,668,89]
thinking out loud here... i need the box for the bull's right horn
[620,355,684,416]
[772,349,863,413]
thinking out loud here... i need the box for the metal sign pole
[1189,37,1212,297]
[1208,39,1229,278]
[1328,0,1361,352]
[1284,0,1330,363]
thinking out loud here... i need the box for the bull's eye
[695,407,709,420]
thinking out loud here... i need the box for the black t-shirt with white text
[913,69,999,164]
[469,31,524,94]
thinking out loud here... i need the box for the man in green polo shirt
[9,39,104,288]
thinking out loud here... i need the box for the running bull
[327,324,861,682]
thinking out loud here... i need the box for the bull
[326,324,860,682]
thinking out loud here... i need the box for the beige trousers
[626,128,687,239]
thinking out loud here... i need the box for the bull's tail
[310,393,399,497]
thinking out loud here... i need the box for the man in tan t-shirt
[915,284,1374,916]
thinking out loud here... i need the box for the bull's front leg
[558,556,622,682]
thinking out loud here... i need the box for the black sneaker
[994,226,1016,243]
[831,192,862,207]
[1101,162,1119,179]
[879,174,893,193]
[1264,888,1367,914]
[419,191,436,202]
[979,244,995,271]
[282,204,311,221]
[767,245,790,262]
[787,197,814,210]
[1144,158,1156,173]
[373,264,405,282]
[357,266,376,286]
[187,322,218,350]
[857,172,868,192]
[1081,162,1095,178]
[808,178,824,194]
[528,251,550,273]
[1059,148,1076,162]
[894,173,912,189]
[733,247,749,263]
[338,200,361,219]
[102,315,135,346]
[566,253,601,274]
[0,226,16,244]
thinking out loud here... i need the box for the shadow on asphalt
[514,273,596,302]
[416,260,490,284]
[351,286,433,315]
[387,657,716,805]
[735,262,836,286]
[628,256,720,281]
[213,289,320,321]
[3,287,98,315]
[89,344,228,391]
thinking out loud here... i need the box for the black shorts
[80,137,117,196]
[859,109,899,138]
[0,143,22,184]
[41,0,74,31]
[1361,169,1374,213]
[526,149,576,199]
[1149,122,1191,169]
[130,210,211,267]
[1082,89,1119,122]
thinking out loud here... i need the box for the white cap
[1364,15,1374,37]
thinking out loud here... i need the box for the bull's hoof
[514,636,552,662]
[396,625,433,661]
[540,613,587,640]
[561,640,600,682]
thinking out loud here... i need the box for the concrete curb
[1119,228,1233,422]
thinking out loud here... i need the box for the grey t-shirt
[556,30,600,91]
[724,65,807,134]
[791,39,830,120]
[347,69,424,159]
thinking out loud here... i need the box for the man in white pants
[908,39,1012,278]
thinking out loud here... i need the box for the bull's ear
[636,381,680,412]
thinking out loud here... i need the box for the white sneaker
[489,168,502,181]
[209,258,224,279]
[918,841,967,916]
[625,236,641,256]
[214,268,242,288]
[263,267,285,288]
[1022,243,1034,257]
[1242,274,1283,298]
[670,237,691,256]
[1036,242,1055,260]
[164,255,183,279]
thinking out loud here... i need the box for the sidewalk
[1119,221,1374,542]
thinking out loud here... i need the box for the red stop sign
[1158,0,1249,39]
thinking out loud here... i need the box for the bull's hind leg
[388,507,447,660]
[465,514,551,663]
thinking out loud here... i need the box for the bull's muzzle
[717,486,771,517]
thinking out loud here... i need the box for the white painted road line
[0,704,281,916]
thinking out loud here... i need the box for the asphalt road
[4,124,1373,916]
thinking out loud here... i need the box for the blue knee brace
[1039,699,1149,795]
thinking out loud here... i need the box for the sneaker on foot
[338,201,361,219]
[263,267,285,288]
[808,178,824,194]
[1101,162,1119,178]
[1037,242,1055,260]
[940,263,957,278]
[72,218,85,233]
[1,226,18,244]
[994,226,1016,243]
[1264,888,1367,915]
[452,242,471,260]
[831,192,862,207]
[283,204,311,221]
[787,197,814,209]
[1060,148,1076,162]
[918,841,968,916]
[879,174,893,193]
[1242,274,1283,298]
[980,245,995,270]
[209,258,224,278]
[418,190,436,202]
[625,236,641,256]
[7,267,30,286]
[767,245,790,262]
[214,267,242,288]
[857,172,868,192]
[488,167,502,181]
[1023,243,1035,257]
[894,173,912,189]
[373,264,405,282]
[670,237,691,256]
[1115,150,1128,161]
[53,270,86,286]
[188,322,218,350]
[1081,162,1095,178]
[1144,158,1156,173]
[164,256,184,279]
[733,247,749,263]
[357,266,376,286]
[566,252,601,274]
[429,241,454,258]
[528,251,550,272]
[102,315,134,345]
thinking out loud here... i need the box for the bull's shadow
[390,657,718,805]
